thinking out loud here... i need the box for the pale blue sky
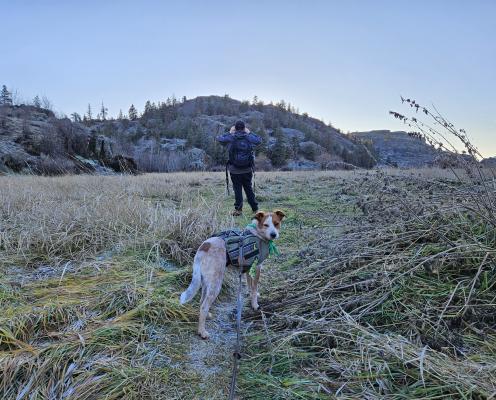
[2,0,495,156]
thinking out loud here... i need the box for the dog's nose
[270,232,277,239]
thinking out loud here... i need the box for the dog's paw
[198,330,210,340]
[207,312,213,319]
[251,301,260,311]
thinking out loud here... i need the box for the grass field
[1,169,495,399]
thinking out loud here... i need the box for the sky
[2,0,495,156]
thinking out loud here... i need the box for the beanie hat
[234,120,245,131]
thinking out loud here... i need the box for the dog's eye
[263,224,269,227]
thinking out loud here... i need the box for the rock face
[351,130,440,167]
[0,105,137,175]
[481,157,496,168]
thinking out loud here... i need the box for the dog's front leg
[250,264,262,310]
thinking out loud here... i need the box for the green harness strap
[245,223,280,277]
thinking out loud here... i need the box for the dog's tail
[180,256,202,304]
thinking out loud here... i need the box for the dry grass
[0,173,230,267]
[1,168,495,399]
[240,169,496,399]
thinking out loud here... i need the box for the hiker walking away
[217,120,261,216]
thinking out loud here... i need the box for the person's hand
[244,128,251,133]
[230,126,236,134]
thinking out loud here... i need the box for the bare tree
[41,96,53,110]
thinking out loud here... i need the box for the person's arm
[247,132,262,145]
[216,132,233,145]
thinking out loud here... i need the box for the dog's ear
[254,211,266,222]
[273,210,286,221]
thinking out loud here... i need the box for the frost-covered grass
[1,169,495,399]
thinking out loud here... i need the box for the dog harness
[214,223,279,274]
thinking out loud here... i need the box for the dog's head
[253,210,286,241]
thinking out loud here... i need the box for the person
[216,120,261,216]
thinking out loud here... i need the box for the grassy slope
[1,169,495,399]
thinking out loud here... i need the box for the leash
[228,235,245,400]
[225,163,230,195]
[252,166,256,196]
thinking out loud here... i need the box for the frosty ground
[1,169,495,399]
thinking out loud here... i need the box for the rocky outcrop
[351,130,440,167]
[481,157,496,168]
[0,105,137,175]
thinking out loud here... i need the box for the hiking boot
[232,209,243,217]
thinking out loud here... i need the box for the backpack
[228,134,254,168]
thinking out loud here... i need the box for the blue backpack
[228,133,254,168]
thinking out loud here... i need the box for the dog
[179,210,285,339]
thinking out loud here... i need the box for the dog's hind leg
[199,279,213,319]
[198,281,223,339]
[197,238,226,339]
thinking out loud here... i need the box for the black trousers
[230,172,258,211]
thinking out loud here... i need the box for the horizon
[2,0,495,157]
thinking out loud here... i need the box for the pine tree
[128,104,138,120]
[256,125,269,154]
[144,100,153,115]
[277,99,286,110]
[33,95,41,108]
[71,112,82,122]
[86,104,93,120]
[290,136,300,160]
[268,127,290,167]
[0,85,12,105]
[118,109,124,120]
[100,102,108,120]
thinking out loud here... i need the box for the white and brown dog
[180,210,285,339]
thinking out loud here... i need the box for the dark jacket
[216,130,262,174]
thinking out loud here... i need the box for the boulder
[160,138,187,151]
[286,159,320,171]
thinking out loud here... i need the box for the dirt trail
[181,278,249,399]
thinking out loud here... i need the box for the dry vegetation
[0,166,495,399]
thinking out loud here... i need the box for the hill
[0,96,377,174]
